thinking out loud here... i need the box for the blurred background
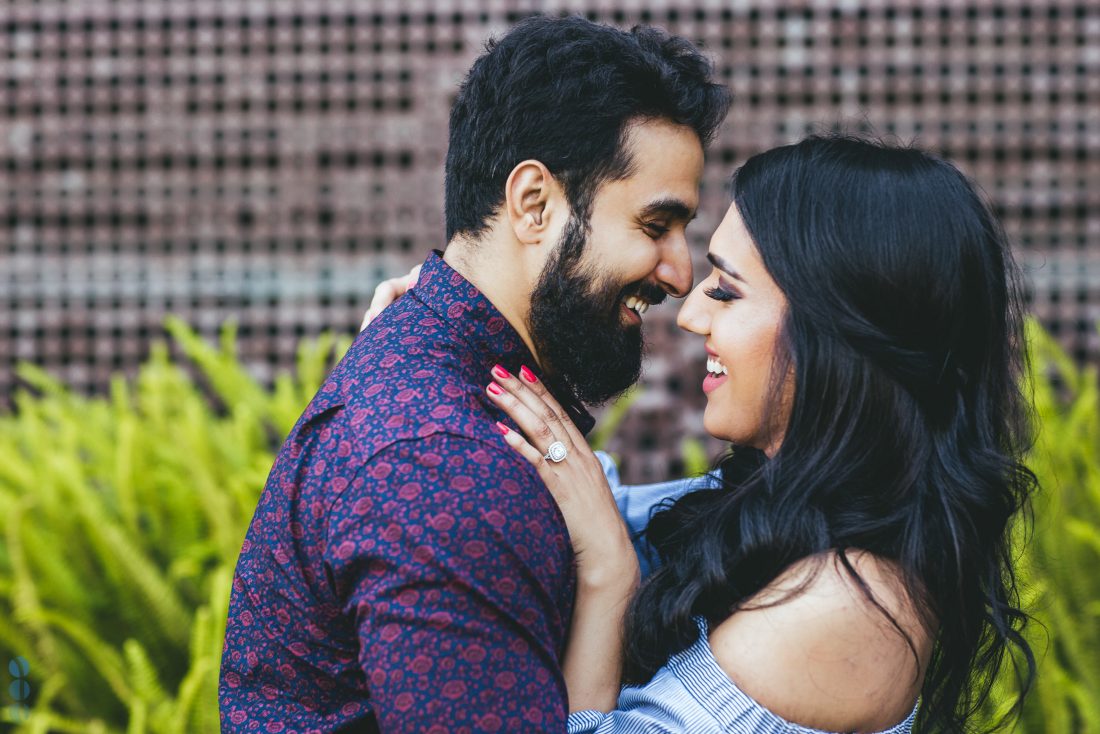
[2,0,1097,481]
[1,2,1098,732]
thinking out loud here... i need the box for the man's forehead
[594,120,704,216]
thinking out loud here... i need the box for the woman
[367,135,1036,733]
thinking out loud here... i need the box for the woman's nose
[676,284,709,334]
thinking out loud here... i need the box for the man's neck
[443,239,542,367]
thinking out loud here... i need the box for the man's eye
[644,224,669,238]
[704,285,739,302]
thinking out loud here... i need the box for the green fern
[1,318,1098,732]
[0,321,348,732]
[977,321,1100,733]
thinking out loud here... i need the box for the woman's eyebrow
[707,252,747,283]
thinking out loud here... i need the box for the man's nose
[655,236,694,298]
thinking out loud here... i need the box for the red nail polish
[487,383,503,396]
[520,366,538,383]
[492,364,511,380]
[495,421,509,435]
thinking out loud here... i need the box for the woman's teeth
[623,296,650,315]
[706,356,728,376]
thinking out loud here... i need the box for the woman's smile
[702,348,728,393]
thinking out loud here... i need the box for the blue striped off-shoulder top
[583,453,920,734]
[566,616,918,734]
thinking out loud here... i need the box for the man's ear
[505,160,564,245]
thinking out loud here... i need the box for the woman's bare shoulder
[707,551,932,733]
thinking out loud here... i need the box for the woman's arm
[486,366,640,713]
[597,451,719,578]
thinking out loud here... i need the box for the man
[219,15,729,732]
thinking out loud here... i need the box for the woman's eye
[704,285,739,302]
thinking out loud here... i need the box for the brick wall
[2,1,1097,481]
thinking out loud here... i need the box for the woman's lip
[703,372,727,394]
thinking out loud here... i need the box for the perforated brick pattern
[2,2,1097,482]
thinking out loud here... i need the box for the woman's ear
[505,160,563,245]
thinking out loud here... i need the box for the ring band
[544,441,568,463]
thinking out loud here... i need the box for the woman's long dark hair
[623,135,1036,732]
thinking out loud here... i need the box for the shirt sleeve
[566,702,705,734]
[324,433,574,733]
[566,709,681,734]
[596,451,720,579]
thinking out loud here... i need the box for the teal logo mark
[8,656,30,722]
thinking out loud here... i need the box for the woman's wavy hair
[623,135,1037,733]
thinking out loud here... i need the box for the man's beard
[528,215,666,406]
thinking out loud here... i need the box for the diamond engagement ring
[544,441,568,463]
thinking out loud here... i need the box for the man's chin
[529,286,646,403]
[569,345,643,405]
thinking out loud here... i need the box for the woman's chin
[702,407,738,444]
[703,412,777,454]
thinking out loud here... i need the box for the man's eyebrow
[639,198,696,222]
[707,252,747,283]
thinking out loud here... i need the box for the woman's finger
[494,421,554,477]
[361,281,396,331]
[491,364,586,449]
[360,309,377,332]
[361,265,420,330]
[486,375,566,456]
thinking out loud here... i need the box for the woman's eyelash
[704,285,739,302]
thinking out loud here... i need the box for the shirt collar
[411,250,596,436]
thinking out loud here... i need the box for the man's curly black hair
[444,14,731,242]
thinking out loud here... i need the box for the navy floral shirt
[220,251,594,733]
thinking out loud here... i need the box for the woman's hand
[360,264,422,331]
[487,363,640,713]
[485,364,639,592]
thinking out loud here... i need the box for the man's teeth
[623,296,650,315]
[706,357,728,376]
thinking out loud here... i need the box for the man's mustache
[618,281,669,309]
